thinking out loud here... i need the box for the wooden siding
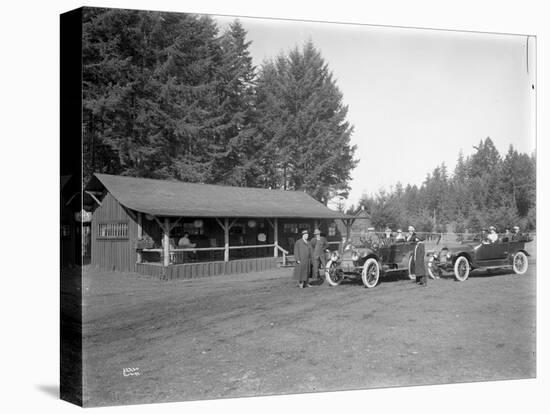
[136,257,278,280]
[91,192,138,272]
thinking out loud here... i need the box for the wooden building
[85,173,346,279]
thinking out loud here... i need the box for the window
[98,222,128,239]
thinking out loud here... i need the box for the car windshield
[347,231,382,248]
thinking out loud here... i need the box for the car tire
[407,255,416,280]
[512,251,528,275]
[453,256,470,282]
[362,258,380,288]
[325,260,344,286]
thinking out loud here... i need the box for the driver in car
[511,225,523,241]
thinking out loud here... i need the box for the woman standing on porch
[293,229,311,288]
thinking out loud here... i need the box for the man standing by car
[310,229,329,284]
[406,226,427,286]
[293,229,312,288]
[406,226,419,242]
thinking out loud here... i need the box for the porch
[136,256,279,280]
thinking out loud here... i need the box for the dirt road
[80,264,536,406]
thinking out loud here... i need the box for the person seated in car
[382,227,394,246]
[395,229,406,242]
[511,225,523,241]
[502,228,511,242]
[486,226,499,243]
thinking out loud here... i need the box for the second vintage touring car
[427,233,532,281]
[324,232,423,288]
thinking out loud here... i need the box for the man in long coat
[407,226,427,286]
[293,229,311,288]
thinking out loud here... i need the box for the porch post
[163,217,170,266]
[224,217,229,262]
[314,219,320,231]
[273,218,279,258]
[137,212,142,263]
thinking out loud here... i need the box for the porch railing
[141,243,285,265]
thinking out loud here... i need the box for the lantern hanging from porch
[257,232,266,242]
[145,214,154,221]
[247,219,257,228]
[194,219,204,228]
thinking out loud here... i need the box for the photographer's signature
[122,367,141,377]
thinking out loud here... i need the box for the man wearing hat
[511,225,523,241]
[293,229,312,288]
[406,225,427,286]
[310,229,329,284]
[406,225,420,243]
[487,226,498,243]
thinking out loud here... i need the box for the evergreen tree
[253,41,357,202]
[82,9,232,184]
[209,20,257,186]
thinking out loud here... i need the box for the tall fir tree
[83,9,227,184]
[209,20,257,186]
[253,41,357,202]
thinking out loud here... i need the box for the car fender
[453,252,473,268]
[507,249,530,264]
[364,253,380,265]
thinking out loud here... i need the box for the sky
[215,17,536,209]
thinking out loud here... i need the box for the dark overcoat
[412,241,426,277]
[310,236,329,258]
[292,238,311,282]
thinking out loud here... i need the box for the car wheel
[407,255,416,280]
[362,258,380,288]
[325,260,344,286]
[512,251,528,275]
[453,256,470,282]
[427,256,440,280]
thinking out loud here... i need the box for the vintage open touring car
[324,232,421,288]
[427,233,532,281]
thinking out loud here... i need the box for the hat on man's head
[397,229,402,232]
[513,225,520,230]
[367,227,375,231]
[301,229,309,235]
[489,226,496,231]
[314,229,321,235]
[408,226,415,232]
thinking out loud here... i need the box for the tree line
[82,8,356,203]
[355,137,536,232]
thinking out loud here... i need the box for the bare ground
[80,262,536,407]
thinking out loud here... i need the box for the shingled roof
[87,173,346,219]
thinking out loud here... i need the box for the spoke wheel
[325,260,344,286]
[361,258,380,288]
[407,255,416,280]
[512,251,528,275]
[454,256,470,282]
